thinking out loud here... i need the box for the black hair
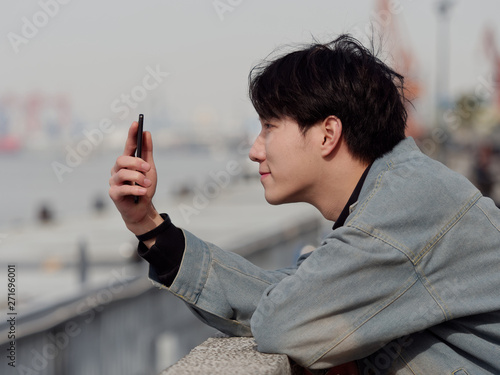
[248,34,408,163]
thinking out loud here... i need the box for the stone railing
[160,336,303,375]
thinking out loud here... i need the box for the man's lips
[259,171,270,179]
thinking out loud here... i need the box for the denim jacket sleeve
[147,220,435,369]
[148,229,297,337]
[250,225,431,369]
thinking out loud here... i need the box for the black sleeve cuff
[137,214,185,287]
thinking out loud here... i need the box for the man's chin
[264,191,283,206]
[264,191,296,206]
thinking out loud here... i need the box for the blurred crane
[483,26,500,112]
[374,0,426,139]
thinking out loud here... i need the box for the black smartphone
[134,114,144,204]
[136,114,144,159]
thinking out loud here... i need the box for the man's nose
[249,135,265,163]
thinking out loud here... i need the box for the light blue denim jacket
[149,138,500,374]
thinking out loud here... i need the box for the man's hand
[109,121,163,237]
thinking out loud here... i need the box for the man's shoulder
[350,137,481,234]
[364,138,477,201]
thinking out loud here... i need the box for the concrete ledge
[160,337,299,375]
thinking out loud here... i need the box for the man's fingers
[111,155,150,175]
[109,167,152,188]
[108,167,151,201]
[109,122,155,205]
[142,131,155,165]
[109,184,147,201]
[124,121,139,156]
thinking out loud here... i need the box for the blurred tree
[452,92,488,129]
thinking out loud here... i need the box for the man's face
[248,117,323,205]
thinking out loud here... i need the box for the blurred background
[1,0,499,374]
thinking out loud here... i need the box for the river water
[1,144,253,231]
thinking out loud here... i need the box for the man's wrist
[126,210,164,237]
[135,213,171,249]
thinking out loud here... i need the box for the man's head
[249,34,408,164]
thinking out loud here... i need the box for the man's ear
[320,116,342,157]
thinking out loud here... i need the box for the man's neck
[332,163,372,229]
[309,151,370,222]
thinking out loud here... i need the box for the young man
[109,35,500,374]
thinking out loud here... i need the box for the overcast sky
[2,0,499,136]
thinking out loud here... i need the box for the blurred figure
[473,142,495,199]
[37,202,55,224]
